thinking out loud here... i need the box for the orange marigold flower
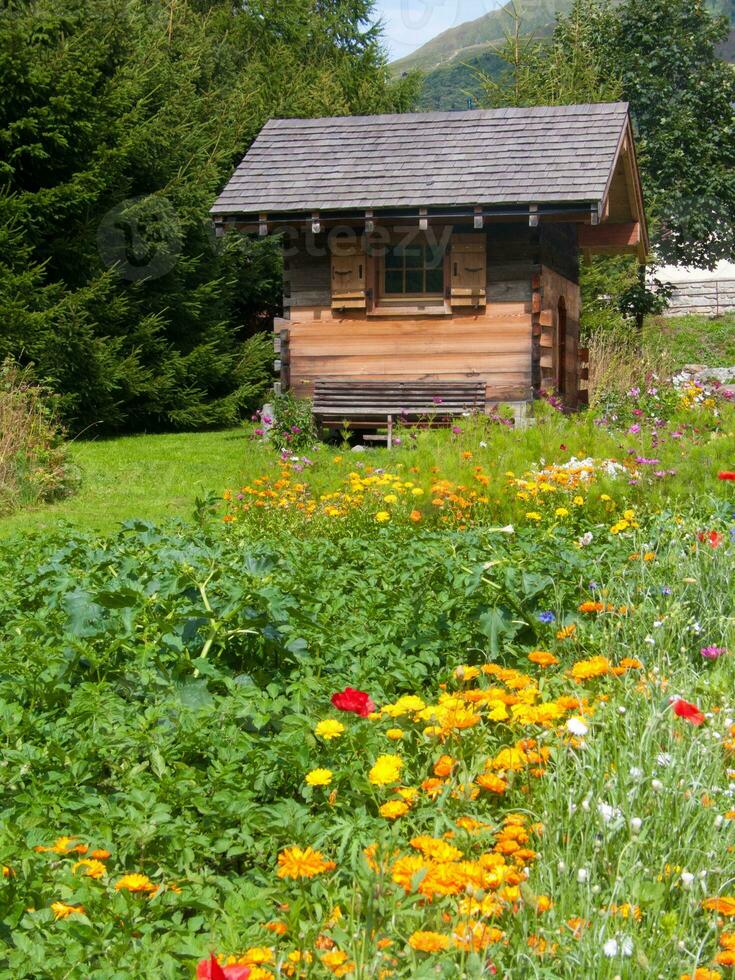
[703,896,735,917]
[476,773,507,794]
[680,970,723,980]
[455,816,491,834]
[408,931,450,953]
[715,951,735,967]
[51,901,85,920]
[91,849,111,861]
[528,650,559,667]
[578,601,605,613]
[264,921,288,936]
[556,624,576,640]
[115,873,157,894]
[720,933,735,950]
[433,754,456,777]
[420,777,445,798]
[566,917,587,938]
[277,847,335,879]
[391,855,427,892]
[410,836,463,863]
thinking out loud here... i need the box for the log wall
[279,224,564,406]
[539,266,581,407]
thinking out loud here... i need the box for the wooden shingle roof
[212,102,631,217]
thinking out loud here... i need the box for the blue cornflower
[537,611,556,624]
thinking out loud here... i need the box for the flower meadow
[1,378,735,977]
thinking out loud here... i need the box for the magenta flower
[628,423,641,434]
[701,645,726,661]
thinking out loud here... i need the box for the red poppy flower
[672,697,705,726]
[697,530,723,548]
[331,687,376,717]
[197,955,250,980]
[718,472,735,480]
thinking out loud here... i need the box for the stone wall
[663,278,735,316]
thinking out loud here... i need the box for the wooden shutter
[450,233,486,309]
[330,238,366,310]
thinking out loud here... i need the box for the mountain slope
[392,0,735,111]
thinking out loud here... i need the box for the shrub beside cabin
[212,103,647,431]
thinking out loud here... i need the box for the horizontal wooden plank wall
[540,266,582,407]
[282,225,535,404]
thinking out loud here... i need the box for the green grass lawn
[0,428,265,537]
[3,313,733,538]
[644,312,735,368]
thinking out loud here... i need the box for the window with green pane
[383,242,445,296]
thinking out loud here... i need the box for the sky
[374,0,502,62]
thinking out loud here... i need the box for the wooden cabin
[212,103,647,431]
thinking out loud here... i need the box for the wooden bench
[312,379,486,447]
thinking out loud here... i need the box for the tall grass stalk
[0,360,77,513]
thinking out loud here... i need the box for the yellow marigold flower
[535,895,553,912]
[411,487,424,496]
[383,494,398,504]
[72,859,106,879]
[454,665,480,681]
[248,968,275,980]
[555,507,569,517]
[525,511,542,521]
[51,901,85,920]
[408,931,450,953]
[368,754,404,786]
[375,511,391,523]
[527,650,558,667]
[241,947,275,965]
[2,865,13,878]
[489,746,528,772]
[476,773,508,794]
[573,495,584,505]
[115,873,157,894]
[321,949,354,976]
[703,896,735,917]
[34,835,78,855]
[383,695,425,717]
[314,719,345,740]
[569,655,611,681]
[305,768,333,787]
[385,728,403,740]
[396,786,419,803]
[379,800,409,820]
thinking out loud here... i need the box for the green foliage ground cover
[1,377,735,976]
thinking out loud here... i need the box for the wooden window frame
[367,231,451,317]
